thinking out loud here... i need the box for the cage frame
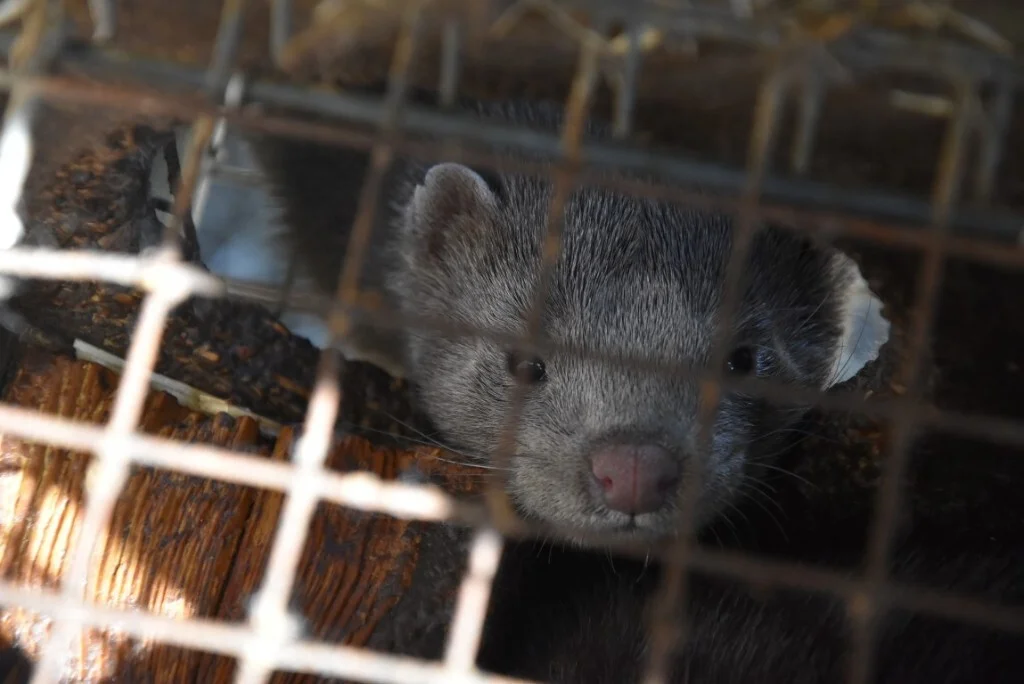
[0,2,1021,684]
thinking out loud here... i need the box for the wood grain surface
[0,348,482,683]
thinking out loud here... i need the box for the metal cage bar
[0,2,1021,684]
[845,77,977,684]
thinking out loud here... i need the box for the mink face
[390,162,884,542]
[171,98,887,542]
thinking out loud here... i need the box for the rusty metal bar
[791,69,824,175]
[974,77,1015,204]
[486,27,602,527]
[576,0,1021,85]
[5,252,1024,444]
[87,0,116,43]
[0,28,1015,244]
[439,19,461,108]
[611,21,643,139]
[10,64,1023,272]
[0,40,1017,255]
[204,0,249,96]
[0,581,541,684]
[232,353,344,684]
[270,0,292,64]
[26,150,218,684]
[21,1,234,679]
[0,396,1020,646]
[640,57,793,684]
[231,4,427,683]
[0,1,67,302]
[846,80,977,684]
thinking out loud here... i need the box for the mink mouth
[581,512,677,540]
[559,519,679,551]
[513,500,675,543]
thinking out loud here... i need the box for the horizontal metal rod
[1,31,1022,245]
[0,401,1020,639]
[577,0,1023,84]
[217,278,1024,450]
[0,245,1019,460]
[7,68,1024,272]
[248,77,1024,240]
[0,581,538,684]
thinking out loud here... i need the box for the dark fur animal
[180,96,888,542]
[475,534,1024,684]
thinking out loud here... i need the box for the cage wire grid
[0,0,1020,683]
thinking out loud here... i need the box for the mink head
[389,162,889,543]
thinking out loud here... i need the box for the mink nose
[590,444,681,515]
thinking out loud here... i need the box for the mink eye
[506,352,547,384]
[725,346,757,376]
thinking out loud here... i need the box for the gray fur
[391,156,847,540]
[179,98,889,542]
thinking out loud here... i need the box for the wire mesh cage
[0,0,1023,683]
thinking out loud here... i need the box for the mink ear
[823,250,891,389]
[403,163,498,260]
